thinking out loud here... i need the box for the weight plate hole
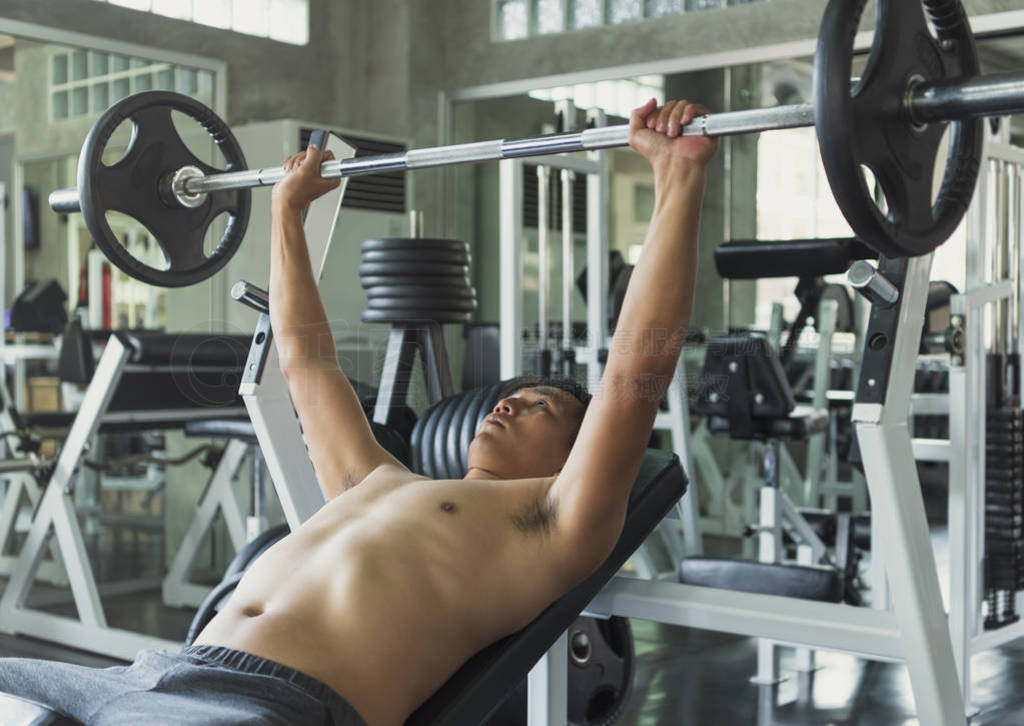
[859,164,891,219]
[585,687,618,721]
[570,631,592,665]
[172,109,229,171]
[100,117,135,167]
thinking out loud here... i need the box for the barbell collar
[231,279,270,314]
[848,260,900,309]
[49,187,82,214]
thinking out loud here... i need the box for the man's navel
[440,501,457,514]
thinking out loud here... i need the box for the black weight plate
[78,90,250,287]
[361,237,467,254]
[814,0,982,257]
[566,616,634,726]
[361,309,473,324]
[364,284,476,299]
[359,261,467,277]
[367,297,478,312]
[360,275,470,289]
[361,249,470,265]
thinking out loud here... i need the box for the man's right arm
[270,145,406,499]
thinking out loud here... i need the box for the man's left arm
[547,99,718,581]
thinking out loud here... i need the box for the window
[49,49,214,121]
[528,75,663,120]
[495,0,767,40]
[753,126,967,329]
[93,0,309,45]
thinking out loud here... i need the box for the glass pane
[111,54,130,73]
[569,0,602,29]
[176,67,198,94]
[113,77,131,100]
[93,82,110,112]
[130,57,149,70]
[268,0,309,44]
[645,0,680,17]
[685,0,722,10]
[233,0,270,36]
[152,0,193,20]
[609,0,641,24]
[71,86,89,116]
[52,54,68,85]
[134,73,153,92]
[194,0,231,29]
[71,49,89,81]
[534,0,563,34]
[497,0,528,40]
[155,68,174,90]
[197,70,214,95]
[91,51,109,76]
[109,0,152,9]
[52,91,68,120]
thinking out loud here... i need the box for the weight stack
[983,353,1024,630]
[359,237,477,325]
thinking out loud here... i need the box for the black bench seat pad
[714,238,876,280]
[115,332,251,368]
[679,557,843,603]
[705,404,829,441]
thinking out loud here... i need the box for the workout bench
[1,381,687,725]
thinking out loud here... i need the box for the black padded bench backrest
[405,384,688,725]
[107,333,251,412]
[714,237,876,280]
[693,335,793,424]
[115,332,251,367]
[407,448,684,725]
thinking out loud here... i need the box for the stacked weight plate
[984,389,1024,629]
[359,238,477,324]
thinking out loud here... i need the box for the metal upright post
[560,169,575,379]
[499,160,524,380]
[537,166,551,376]
[853,254,967,725]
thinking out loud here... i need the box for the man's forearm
[269,202,338,369]
[606,162,706,388]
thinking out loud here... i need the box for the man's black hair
[497,376,592,420]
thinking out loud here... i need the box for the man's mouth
[484,415,506,429]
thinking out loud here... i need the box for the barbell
[48,0,1024,287]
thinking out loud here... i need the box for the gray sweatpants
[0,644,367,725]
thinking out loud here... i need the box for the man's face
[466,386,585,479]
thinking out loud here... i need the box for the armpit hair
[509,496,558,535]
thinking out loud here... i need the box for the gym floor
[3,479,1024,725]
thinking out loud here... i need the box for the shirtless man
[0,98,716,725]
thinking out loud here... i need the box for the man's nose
[494,398,516,415]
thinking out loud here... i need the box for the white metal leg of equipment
[0,336,178,659]
[237,132,355,529]
[160,438,249,608]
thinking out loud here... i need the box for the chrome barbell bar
[47,71,1024,214]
